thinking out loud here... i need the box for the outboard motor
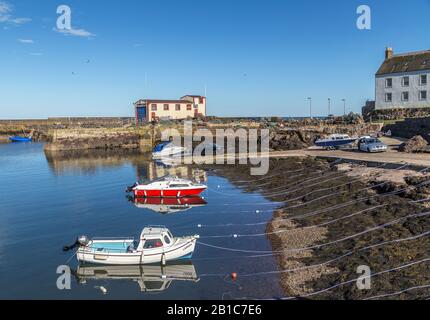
[126,182,138,193]
[63,235,90,252]
[77,235,90,247]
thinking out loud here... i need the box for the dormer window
[385,78,393,88]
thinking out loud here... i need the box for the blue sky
[0,0,429,119]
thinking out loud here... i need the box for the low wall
[384,117,430,143]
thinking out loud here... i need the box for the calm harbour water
[0,143,283,299]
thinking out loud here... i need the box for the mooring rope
[208,163,411,206]
[196,211,430,252]
[363,284,430,300]
[205,167,329,196]
[282,257,430,300]
[230,257,430,300]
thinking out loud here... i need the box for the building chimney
[385,47,393,60]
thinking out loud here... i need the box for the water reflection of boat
[74,263,199,293]
[133,196,207,214]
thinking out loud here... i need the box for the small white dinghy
[76,226,199,265]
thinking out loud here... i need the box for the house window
[420,75,428,85]
[385,78,393,88]
[401,91,409,101]
[186,104,192,111]
[163,104,169,111]
[151,104,157,111]
[420,90,427,101]
[175,104,181,111]
[402,76,409,87]
[199,97,204,104]
[385,93,392,102]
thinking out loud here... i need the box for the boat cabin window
[167,230,173,239]
[143,239,163,249]
[169,184,190,188]
[164,235,171,244]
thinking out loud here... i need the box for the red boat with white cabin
[128,176,207,198]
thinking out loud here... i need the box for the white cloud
[0,1,31,25]
[10,17,31,24]
[54,27,95,38]
[18,38,34,44]
[0,1,11,14]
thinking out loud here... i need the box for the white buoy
[98,286,107,294]
[198,224,202,228]
[233,234,238,238]
[161,275,167,279]
[256,210,260,213]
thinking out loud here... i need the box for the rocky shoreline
[213,157,430,299]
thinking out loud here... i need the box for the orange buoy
[231,272,238,280]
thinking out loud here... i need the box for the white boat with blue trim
[314,134,358,149]
[76,226,199,265]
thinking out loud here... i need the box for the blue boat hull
[9,136,32,142]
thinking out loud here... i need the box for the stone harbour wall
[385,117,430,143]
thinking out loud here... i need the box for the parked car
[358,137,388,153]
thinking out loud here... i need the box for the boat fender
[96,286,107,294]
[231,272,237,281]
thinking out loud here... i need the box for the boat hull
[77,238,197,265]
[315,138,357,148]
[9,136,32,142]
[134,187,206,198]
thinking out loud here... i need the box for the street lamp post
[307,97,312,119]
[328,98,331,117]
[342,99,346,116]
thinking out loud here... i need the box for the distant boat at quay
[9,136,32,143]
